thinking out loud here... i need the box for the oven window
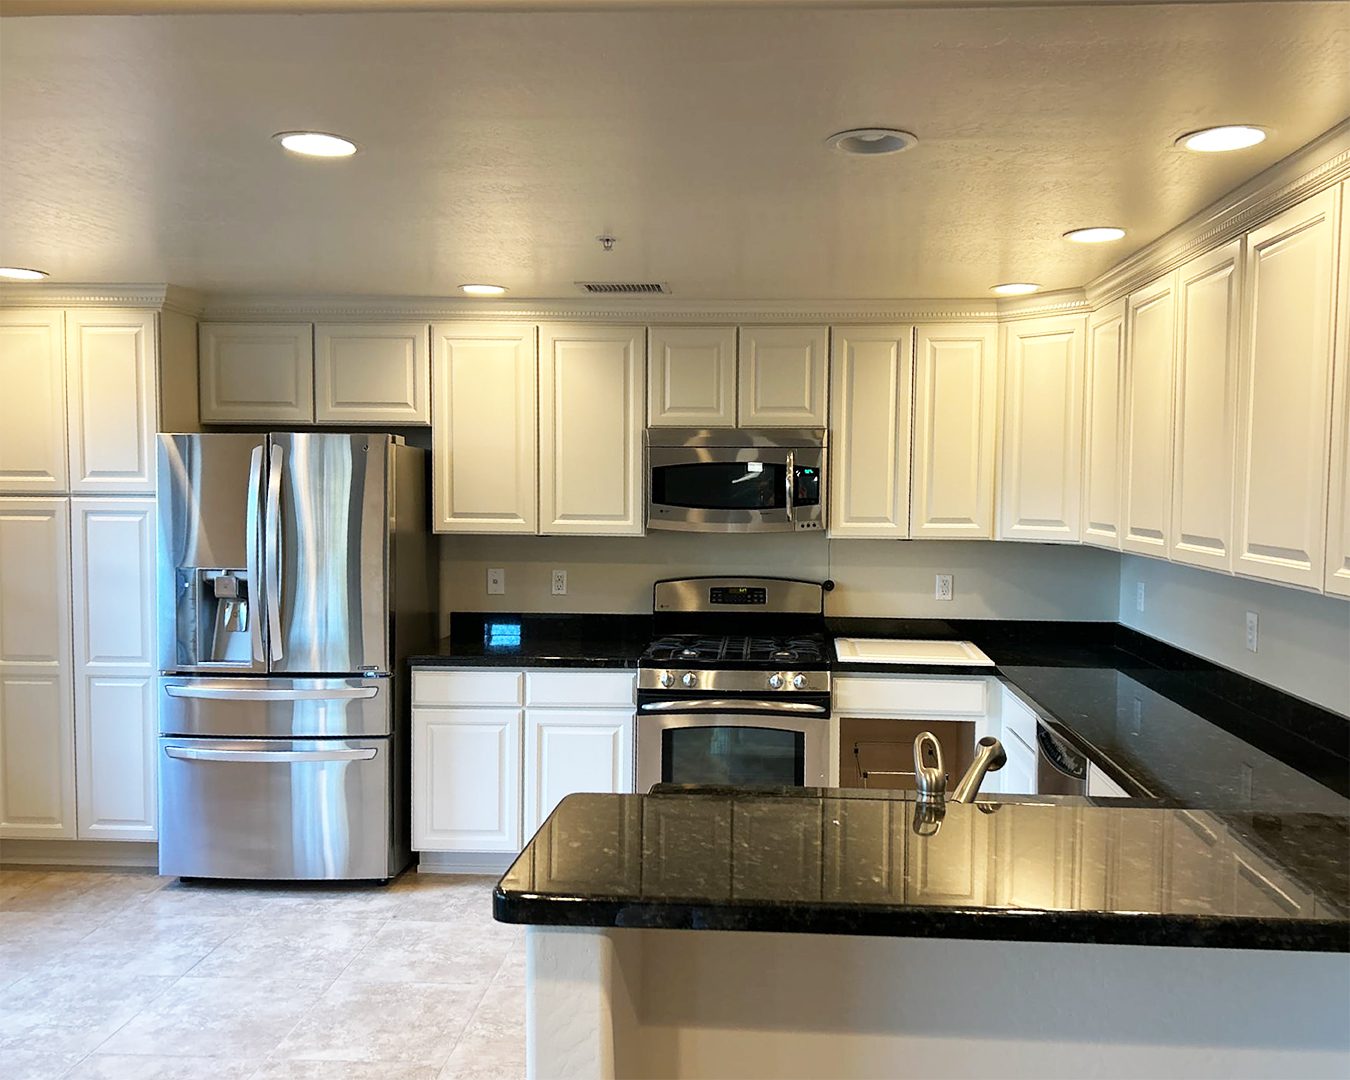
[662,726,804,785]
[651,462,789,510]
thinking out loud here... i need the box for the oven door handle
[639,699,827,715]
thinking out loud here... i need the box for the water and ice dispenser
[176,568,254,666]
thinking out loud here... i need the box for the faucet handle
[913,732,946,802]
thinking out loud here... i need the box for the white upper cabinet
[1122,274,1177,557]
[314,322,430,425]
[66,311,157,494]
[1234,188,1340,589]
[828,324,914,539]
[1326,182,1350,599]
[432,322,539,534]
[1082,300,1126,549]
[911,324,998,539]
[0,310,67,495]
[199,322,314,424]
[647,326,737,428]
[538,324,645,536]
[737,325,828,427]
[1170,240,1243,572]
[998,315,1085,543]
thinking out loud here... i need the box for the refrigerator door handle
[164,745,378,764]
[265,443,284,662]
[244,445,265,664]
[164,684,380,702]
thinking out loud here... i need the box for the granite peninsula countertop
[494,787,1350,952]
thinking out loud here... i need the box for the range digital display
[708,586,767,605]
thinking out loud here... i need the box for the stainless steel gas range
[635,577,832,792]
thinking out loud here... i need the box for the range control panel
[708,586,767,606]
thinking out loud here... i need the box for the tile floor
[0,867,524,1080]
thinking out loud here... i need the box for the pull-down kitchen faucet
[912,732,1007,805]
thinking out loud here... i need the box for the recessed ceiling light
[990,282,1041,296]
[0,266,49,281]
[459,283,507,296]
[273,131,358,158]
[1063,227,1126,244]
[1177,125,1267,153]
[826,128,919,156]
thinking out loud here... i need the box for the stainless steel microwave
[647,428,826,533]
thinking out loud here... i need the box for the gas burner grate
[642,633,827,665]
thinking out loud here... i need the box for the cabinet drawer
[526,671,635,707]
[834,676,988,716]
[413,670,523,707]
[1000,689,1039,749]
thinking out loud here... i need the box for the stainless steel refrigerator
[156,432,436,881]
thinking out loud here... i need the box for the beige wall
[1119,555,1350,716]
[439,534,1121,621]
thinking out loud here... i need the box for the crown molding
[0,282,206,315]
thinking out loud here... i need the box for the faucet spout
[950,736,1007,803]
[912,732,946,803]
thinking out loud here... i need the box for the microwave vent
[575,281,670,295]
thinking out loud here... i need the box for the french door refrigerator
[156,432,436,881]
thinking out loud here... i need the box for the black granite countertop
[495,787,1350,951]
[408,614,650,668]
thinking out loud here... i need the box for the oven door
[649,446,797,532]
[637,709,830,792]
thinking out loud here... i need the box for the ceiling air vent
[575,281,670,295]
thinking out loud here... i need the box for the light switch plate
[487,568,505,595]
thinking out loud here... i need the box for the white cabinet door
[0,310,67,495]
[412,707,523,852]
[911,324,998,538]
[538,324,645,536]
[998,315,1085,543]
[314,322,430,425]
[737,325,828,427]
[828,324,913,539]
[1327,182,1350,598]
[1082,300,1126,548]
[71,498,157,840]
[1122,274,1177,557]
[199,322,314,424]
[524,708,634,835]
[432,323,538,534]
[0,498,75,839]
[1171,240,1243,571]
[1234,188,1340,589]
[66,311,157,494]
[647,326,736,427]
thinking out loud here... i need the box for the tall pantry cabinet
[0,305,177,844]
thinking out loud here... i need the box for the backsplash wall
[439,534,1121,622]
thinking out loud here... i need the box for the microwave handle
[785,449,796,523]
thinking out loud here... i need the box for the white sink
[833,638,995,666]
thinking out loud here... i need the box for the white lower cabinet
[524,708,635,835]
[413,707,524,853]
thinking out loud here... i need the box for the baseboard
[0,838,159,869]
[417,850,514,875]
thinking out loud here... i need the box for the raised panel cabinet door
[1171,240,1243,571]
[0,310,67,494]
[199,322,314,424]
[66,310,157,494]
[998,315,1086,543]
[71,498,157,840]
[1082,300,1126,548]
[647,325,736,427]
[431,323,538,534]
[911,324,998,539]
[412,707,523,852]
[1323,181,1350,598]
[1122,274,1177,557]
[1234,188,1340,589]
[538,324,645,536]
[315,322,431,425]
[524,708,635,835]
[828,324,914,539]
[0,498,75,839]
[737,325,828,427]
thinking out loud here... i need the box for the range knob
[681,672,698,688]
[659,670,675,689]
[792,673,808,690]
[767,673,785,690]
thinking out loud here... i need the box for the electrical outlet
[1245,610,1259,653]
[486,568,505,595]
[551,569,567,596]
[1135,582,1146,613]
[935,574,953,601]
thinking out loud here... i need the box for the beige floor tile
[62,913,253,978]
[190,916,381,982]
[131,880,301,918]
[252,1061,441,1079]
[0,911,100,982]
[96,976,325,1059]
[66,1054,260,1079]
[0,1045,85,1080]
[388,876,497,923]
[274,978,484,1067]
[342,919,512,987]
[1,869,166,920]
[0,967,176,1057]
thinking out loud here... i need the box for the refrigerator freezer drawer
[159,676,392,737]
[158,737,393,880]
